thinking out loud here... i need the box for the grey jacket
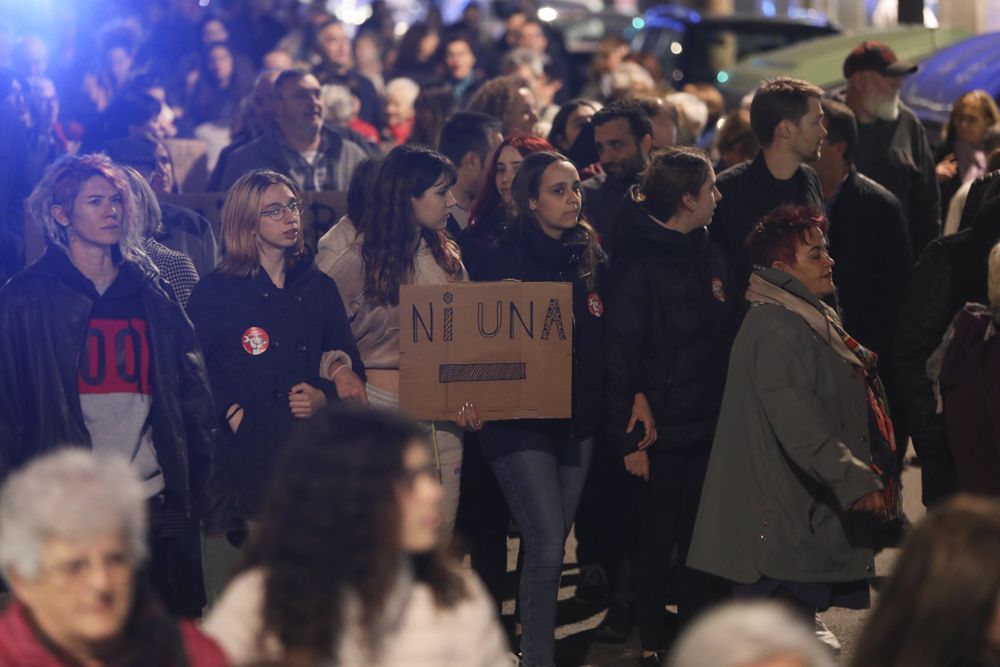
[218,124,367,193]
[687,269,882,584]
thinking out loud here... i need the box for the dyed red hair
[745,205,829,268]
[468,134,553,228]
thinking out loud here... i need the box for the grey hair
[668,601,835,667]
[990,241,1000,308]
[0,450,148,583]
[501,48,545,78]
[119,165,163,238]
[385,77,420,113]
[321,84,354,124]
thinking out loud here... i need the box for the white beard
[863,88,901,121]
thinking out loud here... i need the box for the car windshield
[640,22,830,84]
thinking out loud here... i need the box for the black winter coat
[710,152,823,300]
[826,168,911,363]
[894,198,1000,506]
[463,219,606,440]
[581,171,631,248]
[605,195,739,455]
[0,247,222,519]
[853,103,941,256]
[187,259,363,515]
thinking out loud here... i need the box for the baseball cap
[843,41,918,78]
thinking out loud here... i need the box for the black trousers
[633,443,710,652]
[455,433,511,615]
[147,496,207,618]
[574,434,635,586]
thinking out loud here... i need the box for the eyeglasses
[259,201,304,221]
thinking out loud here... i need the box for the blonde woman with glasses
[187,170,366,602]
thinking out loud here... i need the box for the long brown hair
[851,495,1000,667]
[245,405,466,665]
[468,134,553,229]
[217,170,307,278]
[508,151,603,291]
[359,145,463,306]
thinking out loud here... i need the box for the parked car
[900,31,1000,140]
[633,5,839,88]
[717,25,970,109]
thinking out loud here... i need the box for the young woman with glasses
[187,170,366,602]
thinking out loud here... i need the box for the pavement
[497,449,925,666]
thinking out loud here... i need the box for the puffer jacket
[604,193,739,455]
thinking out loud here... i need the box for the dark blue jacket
[187,259,363,515]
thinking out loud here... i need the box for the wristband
[330,364,350,380]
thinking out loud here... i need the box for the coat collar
[748,151,814,191]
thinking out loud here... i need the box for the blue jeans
[480,424,594,667]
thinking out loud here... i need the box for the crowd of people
[3,1,1000,666]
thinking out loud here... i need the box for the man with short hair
[310,19,383,130]
[584,100,653,245]
[810,100,911,480]
[710,77,825,296]
[842,41,939,255]
[24,76,66,181]
[809,99,911,364]
[444,34,482,109]
[219,70,367,193]
[438,111,503,230]
[516,19,567,90]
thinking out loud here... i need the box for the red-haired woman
[688,205,899,635]
[461,135,553,271]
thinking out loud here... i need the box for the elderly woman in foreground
[668,601,834,667]
[0,450,226,666]
[688,205,899,625]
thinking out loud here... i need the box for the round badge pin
[712,278,727,303]
[242,326,270,355]
[587,291,604,317]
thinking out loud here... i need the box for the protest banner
[399,281,573,421]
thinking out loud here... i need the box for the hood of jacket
[26,245,153,300]
[614,187,710,259]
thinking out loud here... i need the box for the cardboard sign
[160,191,346,250]
[399,281,573,421]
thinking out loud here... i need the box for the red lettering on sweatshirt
[78,319,152,395]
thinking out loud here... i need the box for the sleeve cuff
[319,350,353,380]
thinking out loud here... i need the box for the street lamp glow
[538,6,558,22]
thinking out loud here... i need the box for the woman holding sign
[463,151,606,667]
[187,170,366,602]
[323,144,473,542]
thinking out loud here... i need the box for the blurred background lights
[537,6,558,22]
